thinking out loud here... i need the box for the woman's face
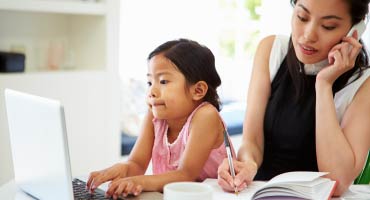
[291,0,352,64]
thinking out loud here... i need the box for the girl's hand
[317,30,362,86]
[86,163,127,193]
[106,177,143,199]
[217,158,258,192]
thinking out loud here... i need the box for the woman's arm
[316,78,370,196]
[217,35,275,192]
[238,35,275,168]
[315,36,370,196]
[238,35,275,170]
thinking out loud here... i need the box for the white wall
[259,0,292,38]
[119,0,219,81]
[0,0,121,186]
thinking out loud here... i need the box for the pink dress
[151,102,235,181]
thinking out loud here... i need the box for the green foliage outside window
[218,0,262,59]
[245,0,261,20]
[244,30,260,59]
[219,34,236,58]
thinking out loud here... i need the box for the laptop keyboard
[73,178,110,200]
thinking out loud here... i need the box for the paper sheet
[203,179,265,200]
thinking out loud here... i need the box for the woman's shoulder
[261,34,290,81]
[259,34,290,48]
[255,35,284,60]
[335,69,370,122]
[253,35,278,79]
[258,35,276,49]
[259,34,290,52]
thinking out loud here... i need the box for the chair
[354,150,370,184]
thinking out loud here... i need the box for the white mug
[164,182,213,200]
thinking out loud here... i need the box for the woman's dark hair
[289,0,370,101]
[147,39,222,111]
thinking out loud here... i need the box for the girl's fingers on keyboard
[133,185,143,196]
[124,181,134,195]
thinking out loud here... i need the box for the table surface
[1,179,369,200]
[0,179,163,200]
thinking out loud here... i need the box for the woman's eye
[297,15,307,22]
[160,80,168,84]
[147,81,152,86]
[322,25,336,30]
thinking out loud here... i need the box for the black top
[254,57,318,180]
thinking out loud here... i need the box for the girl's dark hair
[289,0,370,101]
[148,39,222,111]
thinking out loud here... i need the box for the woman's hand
[106,177,143,199]
[217,158,258,192]
[86,163,128,193]
[317,30,362,86]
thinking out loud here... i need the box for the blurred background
[0,0,369,186]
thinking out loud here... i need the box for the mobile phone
[304,20,367,75]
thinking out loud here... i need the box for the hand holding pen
[219,130,258,193]
[223,130,239,195]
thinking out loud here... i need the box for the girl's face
[291,0,352,64]
[146,54,196,120]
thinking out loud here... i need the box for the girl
[87,39,234,199]
[218,0,370,196]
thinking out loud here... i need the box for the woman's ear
[191,81,208,100]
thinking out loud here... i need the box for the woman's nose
[303,23,318,42]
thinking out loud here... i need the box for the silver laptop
[4,89,107,200]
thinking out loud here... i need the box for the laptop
[4,89,109,200]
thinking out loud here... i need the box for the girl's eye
[297,15,307,22]
[322,25,336,30]
[147,81,152,87]
[160,80,168,84]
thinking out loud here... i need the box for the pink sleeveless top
[151,102,234,181]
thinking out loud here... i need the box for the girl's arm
[125,110,155,176]
[107,103,225,196]
[315,36,370,196]
[87,110,155,190]
[218,35,274,191]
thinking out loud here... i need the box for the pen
[224,130,238,195]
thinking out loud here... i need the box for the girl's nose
[148,86,158,98]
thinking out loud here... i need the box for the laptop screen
[5,89,74,200]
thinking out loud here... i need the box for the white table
[0,179,163,200]
[1,179,368,200]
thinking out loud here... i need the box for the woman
[218,0,370,196]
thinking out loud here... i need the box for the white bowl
[164,182,213,200]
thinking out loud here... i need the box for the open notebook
[203,171,337,200]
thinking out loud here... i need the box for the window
[118,0,370,136]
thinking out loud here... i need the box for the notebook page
[202,178,265,200]
[266,171,328,185]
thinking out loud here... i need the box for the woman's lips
[300,44,318,55]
